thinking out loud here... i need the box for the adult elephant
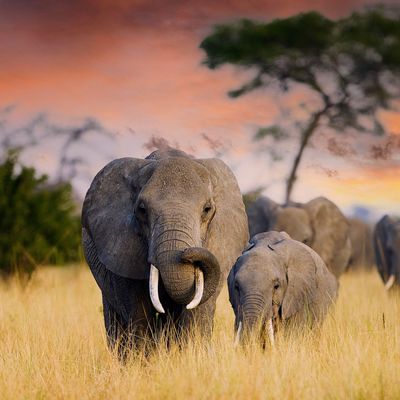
[373,215,400,290]
[347,218,374,270]
[246,196,351,278]
[82,149,249,354]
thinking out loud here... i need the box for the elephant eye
[235,282,240,294]
[137,201,147,216]
[202,201,214,217]
[273,283,280,290]
[203,204,212,213]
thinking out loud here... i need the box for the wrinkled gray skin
[246,196,351,278]
[228,231,338,345]
[347,218,374,270]
[82,149,249,355]
[374,215,400,290]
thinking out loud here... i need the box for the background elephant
[228,231,338,346]
[82,149,249,354]
[373,215,400,290]
[246,196,351,278]
[245,195,279,236]
[347,218,374,270]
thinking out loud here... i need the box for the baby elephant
[228,231,338,346]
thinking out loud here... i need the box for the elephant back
[303,196,351,278]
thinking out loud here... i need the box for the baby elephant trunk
[234,318,275,348]
[234,297,275,347]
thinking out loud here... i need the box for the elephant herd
[81,149,399,356]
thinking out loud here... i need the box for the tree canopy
[200,7,400,203]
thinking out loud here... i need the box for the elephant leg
[176,296,217,341]
[102,295,130,358]
[102,278,158,359]
[125,283,161,355]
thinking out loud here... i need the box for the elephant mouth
[234,317,276,348]
[149,264,204,313]
[149,247,220,313]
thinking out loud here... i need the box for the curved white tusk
[234,321,243,348]
[385,274,396,291]
[186,268,204,310]
[267,318,275,346]
[149,265,165,313]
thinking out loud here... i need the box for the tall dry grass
[0,265,399,399]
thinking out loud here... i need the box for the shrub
[0,150,81,277]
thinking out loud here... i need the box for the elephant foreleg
[176,297,217,341]
[102,295,131,359]
[102,280,157,359]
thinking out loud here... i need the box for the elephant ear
[303,196,351,278]
[81,157,155,280]
[197,158,249,281]
[227,264,239,314]
[281,242,318,320]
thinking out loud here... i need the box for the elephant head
[273,207,312,246]
[228,231,337,346]
[82,150,249,312]
[246,196,279,235]
[374,215,400,290]
[246,196,351,278]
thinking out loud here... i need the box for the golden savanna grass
[0,266,399,399]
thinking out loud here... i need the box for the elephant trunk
[386,252,399,290]
[149,214,221,309]
[237,293,275,346]
[379,238,399,290]
[242,292,268,329]
[385,274,396,290]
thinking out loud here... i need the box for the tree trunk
[284,107,328,205]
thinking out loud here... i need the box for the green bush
[0,150,81,277]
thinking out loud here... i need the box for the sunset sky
[1,0,399,217]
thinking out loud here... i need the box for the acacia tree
[200,7,400,204]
